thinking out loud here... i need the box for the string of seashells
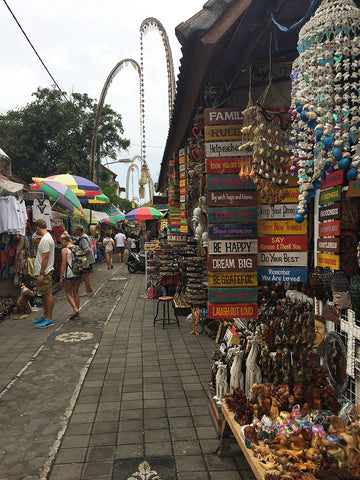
[289,0,360,223]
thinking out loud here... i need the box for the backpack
[68,245,89,275]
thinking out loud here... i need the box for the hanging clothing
[0,196,27,235]
[32,199,52,230]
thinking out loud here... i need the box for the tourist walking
[130,233,138,253]
[74,225,95,296]
[31,219,55,328]
[59,231,81,318]
[103,232,115,269]
[114,230,127,263]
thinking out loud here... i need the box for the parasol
[45,174,101,197]
[104,207,125,221]
[125,206,164,221]
[80,193,110,204]
[32,178,84,216]
[83,209,116,226]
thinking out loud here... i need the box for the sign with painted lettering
[168,234,188,245]
[169,219,180,227]
[206,158,250,174]
[208,206,257,223]
[208,254,257,272]
[179,179,187,187]
[319,185,342,205]
[208,224,257,239]
[180,218,190,226]
[319,204,341,221]
[180,225,189,233]
[208,303,258,319]
[258,251,307,267]
[207,175,255,191]
[208,272,258,288]
[179,163,186,172]
[317,252,340,270]
[206,141,251,158]
[205,124,243,141]
[258,236,307,252]
[169,226,181,233]
[258,267,308,283]
[208,288,257,304]
[257,187,299,204]
[204,108,243,125]
[208,190,257,207]
[208,239,258,255]
[317,237,340,253]
[257,204,297,220]
[320,170,344,190]
[347,181,360,197]
[257,220,307,236]
[318,220,340,237]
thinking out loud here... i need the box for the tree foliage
[0,86,130,183]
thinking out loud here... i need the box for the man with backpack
[74,225,95,296]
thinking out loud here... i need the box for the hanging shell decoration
[290,0,360,223]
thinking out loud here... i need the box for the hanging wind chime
[290,0,360,223]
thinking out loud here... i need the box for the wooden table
[220,403,266,480]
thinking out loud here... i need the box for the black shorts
[116,247,125,254]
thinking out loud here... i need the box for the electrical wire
[2,0,68,102]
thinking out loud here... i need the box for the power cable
[2,0,68,102]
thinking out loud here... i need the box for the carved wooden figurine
[230,347,244,392]
[213,362,228,405]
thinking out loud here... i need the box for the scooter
[126,250,145,273]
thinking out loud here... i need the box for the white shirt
[34,232,55,276]
[32,199,52,230]
[115,232,126,247]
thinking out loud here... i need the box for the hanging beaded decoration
[289,0,360,223]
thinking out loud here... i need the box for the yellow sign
[257,220,307,236]
[179,179,187,187]
[208,271,257,288]
[179,155,186,164]
[205,124,243,141]
[317,252,340,270]
[180,225,189,233]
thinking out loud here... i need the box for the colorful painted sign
[208,206,257,223]
[257,220,307,236]
[208,254,257,272]
[258,251,307,267]
[208,272,258,288]
[318,220,340,237]
[204,108,243,125]
[206,158,250,174]
[208,303,258,319]
[208,288,257,303]
[169,226,181,233]
[258,267,308,283]
[257,187,299,204]
[319,185,342,205]
[317,238,340,253]
[208,239,258,255]
[320,170,344,190]
[257,204,297,220]
[168,234,188,245]
[206,141,251,158]
[319,204,341,221]
[208,224,257,238]
[169,219,180,227]
[180,225,189,233]
[207,190,257,207]
[207,175,255,191]
[317,252,340,270]
[347,181,360,197]
[205,124,242,141]
[258,236,307,252]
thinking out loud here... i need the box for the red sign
[208,303,258,319]
[206,158,250,174]
[318,220,340,237]
[320,170,344,190]
[258,236,307,252]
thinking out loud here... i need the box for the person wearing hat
[31,218,55,328]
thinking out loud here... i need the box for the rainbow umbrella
[84,209,116,226]
[125,206,164,221]
[32,178,84,216]
[104,207,125,221]
[45,174,101,197]
[80,193,110,204]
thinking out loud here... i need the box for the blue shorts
[65,276,81,282]
[116,247,125,254]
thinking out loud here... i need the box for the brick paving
[0,260,255,480]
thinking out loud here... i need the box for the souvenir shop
[156,1,360,478]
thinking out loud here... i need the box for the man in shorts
[114,230,127,263]
[31,219,55,328]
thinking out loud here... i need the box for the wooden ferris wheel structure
[90,17,175,204]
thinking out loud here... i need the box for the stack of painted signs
[205,108,258,320]
[316,170,343,270]
[168,151,187,245]
[257,183,308,283]
[179,148,191,238]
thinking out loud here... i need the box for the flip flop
[70,311,80,319]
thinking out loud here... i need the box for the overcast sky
[0,0,205,200]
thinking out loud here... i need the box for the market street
[0,261,254,480]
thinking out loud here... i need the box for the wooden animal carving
[245,336,262,399]
[213,362,228,405]
[230,347,244,391]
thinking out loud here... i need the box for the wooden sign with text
[317,238,340,253]
[320,170,344,190]
[258,267,308,283]
[206,141,251,158]
[208,254,257,272]
[208,271,258,288]
[257,187,299,204]
[206,158,250,174]
[204,108,243,125]
[208,288,257,304]
[208,303,258,319]
[258,251,307,267]
[257,204,297,220]
[208,239,258,255]
[208,224,257,239]
[207,175,255,191]
[208,206,257,223]
[318,220,340,237]
[258,236,307,252]
[347,181,360,197]
[208,190,257,207]
[319,204,341,221]
[167,234,188,245]
[319,185,342,205]
[317,252,340,270]
[258,220,307,236]
[205,124,242,141]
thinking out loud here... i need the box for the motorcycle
[126,250,145,273]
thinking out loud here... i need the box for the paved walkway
[0,260,255,480]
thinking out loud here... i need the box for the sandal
[70,311,80,319]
